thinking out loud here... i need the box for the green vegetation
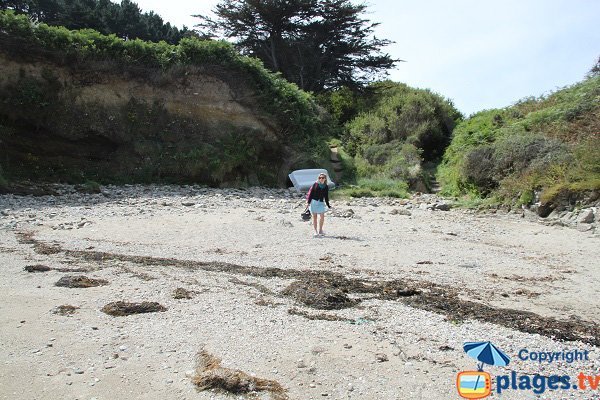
[333,178,409,199]
[77,180,102,193]
[2,8,594,203]
[1,0,190,44]
[0,11,326,143]
[438,75,600,210]
[0,10,333,186]
[331,81,461,197]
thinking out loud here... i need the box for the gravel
[0,184,598,399]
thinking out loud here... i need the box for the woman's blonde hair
[317,173,328,184]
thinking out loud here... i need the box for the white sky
[132,0,600,116]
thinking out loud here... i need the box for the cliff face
[0,53,295,186]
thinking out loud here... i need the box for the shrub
[339,81,460,195]
[462,145,497,194]
[438,74,600,206]
[345,81,462,162]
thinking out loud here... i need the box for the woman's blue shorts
[310,199,326,214]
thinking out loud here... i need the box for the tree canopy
[195,0,399,93]
[0,0,190,43]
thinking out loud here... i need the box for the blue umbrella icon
[463,342,510,387]
[463,341,510,393]
[464,341,511,371]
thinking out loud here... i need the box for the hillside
[438,74,600,215]
[328,81,462,197]
[0,11,333,188]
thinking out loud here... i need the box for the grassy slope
[437,75,600,209]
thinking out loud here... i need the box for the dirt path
[329,145,343,181]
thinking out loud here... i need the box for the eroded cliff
[0,13,329,187]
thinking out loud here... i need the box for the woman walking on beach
[307,173,331,237]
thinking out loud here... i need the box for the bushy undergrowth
[333,178,409,199]
[345,81,461,160]
[330,81,461,197]
[0,11,333,185]
[438,75,600,207]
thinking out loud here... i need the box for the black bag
[301,206,311,221]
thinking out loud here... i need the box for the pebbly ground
[0,185,598,400]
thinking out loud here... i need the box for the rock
[578,209,595,224]
[390,209,411,216]
[333,208,355,218]
[536,202,555,218]
[576,224,593,232]
[24,265,52,273]
[376,353,388,362]
[173,288,194,299]
[433,203,451,211]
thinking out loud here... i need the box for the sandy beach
[1,185,598,400]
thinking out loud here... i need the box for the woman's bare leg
[312,213,318,234]
[319,213,325,234]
